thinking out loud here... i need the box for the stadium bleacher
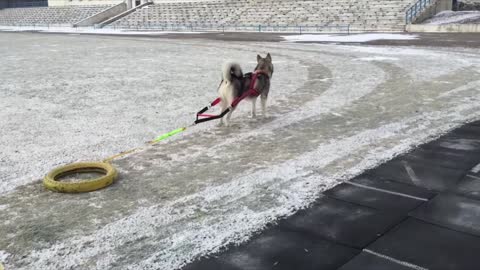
[0,5,110,26]
[109,0,415,32]
[0,0,431,31]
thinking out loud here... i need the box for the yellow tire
[43,162,117,193]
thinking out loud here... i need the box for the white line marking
[403,161,423,186]
[364,249,429,270]
[345,181,429,201]
[467,174,480,181]
[470,163,480,173]
[438,80,480,98]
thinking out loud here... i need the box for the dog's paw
[250,113,257,119]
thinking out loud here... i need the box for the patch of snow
[471,162,480,173]
[282,33,418,43]
[424,10,480,25]
[0,250,10,265]
[439,80,480,98]
[0,26,204,35]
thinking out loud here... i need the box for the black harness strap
[194,108,230,124]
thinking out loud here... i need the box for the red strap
[209,70,267,110]
[231,88,258,107]
[211,97,221,106]
[248,70,268,96]
[248,73,258,92]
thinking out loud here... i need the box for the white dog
[218,61,243,126]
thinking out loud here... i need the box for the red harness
[196,70,269,121]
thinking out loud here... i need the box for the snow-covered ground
[423,10,480,25]
[0,25,205,35]
[282,33,418,43]
[1,32,480,269]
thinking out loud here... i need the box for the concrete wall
[407,23,480,32]
[125,0,150,9]
[413,0,453,23]
[437,0,453,11]
[48,0,123,6]
[74,2,126,26]
[4,0,48,7]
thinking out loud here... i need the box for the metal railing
[102,23,351,34]
[4,1,48,8]
[405,0,433,24]
[0,23,351,34]
[0,23,73,29]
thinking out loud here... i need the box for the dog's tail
[222,61,243,83]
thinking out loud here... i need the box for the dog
[217,53,274,126]
[217,61,243,126]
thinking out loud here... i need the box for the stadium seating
[0,0,417,31]
[109,0,415,31]
[0,5,110,26]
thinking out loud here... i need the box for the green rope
[152,127,187,143]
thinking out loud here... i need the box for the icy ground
[1,32,480,269]
[282,33,418,43]
[423,10,480,25]
[0,25,205,35]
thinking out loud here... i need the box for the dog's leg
[218,100,227,126]
[222,95,234,127]
[261,95,268,118]
[226,107,235,126]
[224,92,237,126]
[250,97,257,118]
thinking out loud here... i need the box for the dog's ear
[257,54,262,62]
[266,53,272,61]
